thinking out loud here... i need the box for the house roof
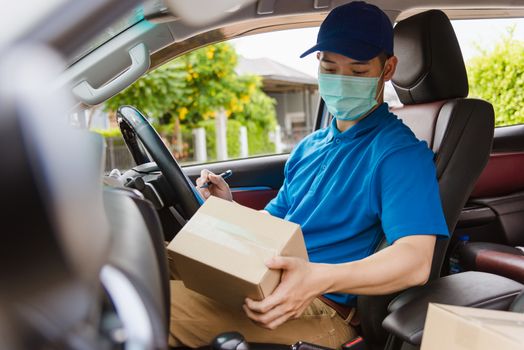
[236,56,317,86]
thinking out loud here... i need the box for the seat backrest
[392,9,495,280]
[102,186,170,349]
[358,10,495,350]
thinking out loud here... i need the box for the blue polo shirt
[265,103,449,306]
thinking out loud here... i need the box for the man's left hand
[242,256,324,330]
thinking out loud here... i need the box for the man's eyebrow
[320,58,370,65]
[320,58,337,64]
[350,60,370,65]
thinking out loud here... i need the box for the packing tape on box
[471,315,524,328]
[184,213,278,258]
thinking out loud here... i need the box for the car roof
[0,0,68,49]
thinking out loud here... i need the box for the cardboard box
[167,196,308,308]
[421,303,524,350]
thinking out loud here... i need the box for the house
[236,56,319,145]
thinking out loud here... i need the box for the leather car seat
[381,271,523,348]
[0,44,170,349]
[357,9,495,350]
[101,186,171,349]
[510,290,524,312]
[0,54,111,347]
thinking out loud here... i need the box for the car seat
[0,45,111,348]
[357,9,495,350]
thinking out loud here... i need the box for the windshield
[68,7,144,65]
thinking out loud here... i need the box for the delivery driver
[169,1,449,348]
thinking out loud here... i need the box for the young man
[169,2,448,348]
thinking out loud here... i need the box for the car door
[183,154,287,210]
[454,125,524,248]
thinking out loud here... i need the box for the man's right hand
[195,169,233,202]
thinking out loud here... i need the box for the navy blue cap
[300,1,393,60]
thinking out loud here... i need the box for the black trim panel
[182,154,288,190]
[493,124,524,153]
[456,204,496,228]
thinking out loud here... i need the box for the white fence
[105,123,263,172]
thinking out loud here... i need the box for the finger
[195,177,205,187]
[242,304,290,329]
[200,169,213,177]
[242,304,265,323]
[208,173,227,187]
[265,310,295,330]
[198,169,212,184]
[197,187,210,199]
[265,256,296,270]
[245,294,282,314]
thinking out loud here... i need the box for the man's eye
[353,71,367,75]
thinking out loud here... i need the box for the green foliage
[92,128,121,138]
[104,61,190,121]
[196,120,243,160]
[105,43,275,126]
[467,26,524,126]
[237,88,277,155]
[104,42,277,157]
[226,120,242,158]
[246,122,276,155]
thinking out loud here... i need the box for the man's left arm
[318,234,436,294]
[243,234,435,329]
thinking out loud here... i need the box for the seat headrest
[392,10,468,105]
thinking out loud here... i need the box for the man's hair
[378,51,393,67]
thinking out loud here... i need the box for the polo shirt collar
[326,103,390,142]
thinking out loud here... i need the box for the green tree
[467,27,524,126]
[105,42,277,156]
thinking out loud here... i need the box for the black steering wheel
[117,105,202,219]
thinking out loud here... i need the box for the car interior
[2,0,524,350]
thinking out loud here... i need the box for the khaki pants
[168,280,357,349]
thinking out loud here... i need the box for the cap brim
[300,38,383,61]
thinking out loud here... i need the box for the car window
[95,17,524,173]
[452,18,524,128]
[94,27,327,171]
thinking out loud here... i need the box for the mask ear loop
[374,59,389,100]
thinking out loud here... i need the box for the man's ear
[316,51,321,60]
[383,55,398,81]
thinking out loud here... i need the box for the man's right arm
[196,170,279,217]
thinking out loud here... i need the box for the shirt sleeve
[372,143,449,245]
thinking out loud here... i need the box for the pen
[199,169,233,188]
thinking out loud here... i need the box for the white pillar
[215,109,228,160]
[274,125,283,153]
[239,126,249,158]
[192,127,207,163]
